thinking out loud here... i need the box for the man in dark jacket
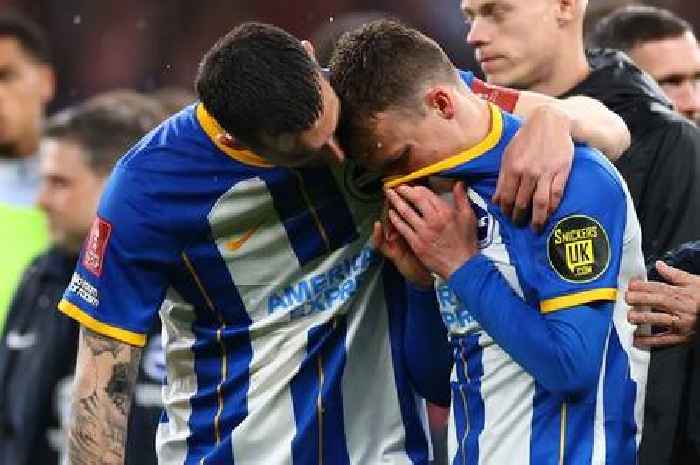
[0,91,166,465]
[462,0,700,463]
[588,5,700,125]
[627,244,700,464]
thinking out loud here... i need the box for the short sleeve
[59,166,183,346]
[460,69,520,113]
[517,147,627,314]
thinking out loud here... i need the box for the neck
[457,91,492,150]
[528,34,590,97]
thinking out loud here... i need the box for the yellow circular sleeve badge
[547,215,610,283]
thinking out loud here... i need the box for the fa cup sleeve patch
[83,216,112,277]
[547,215,610,283]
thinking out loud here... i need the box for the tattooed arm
[68,326,142,465]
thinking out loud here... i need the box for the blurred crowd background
[0,0,697,111]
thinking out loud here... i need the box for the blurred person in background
[0,90,166,465]
[589,5,700,125]
[462,1,700,463]
[0,11,55,328]
[463,0,700,264]
[149,86,196,116]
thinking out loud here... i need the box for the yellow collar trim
[196,104,273,168]
[383,103,503,188]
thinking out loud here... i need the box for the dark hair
[44,90,164,175]
[0,11,50,63]
[195,22,322,147]
[588,6,693,51]
[329,19,457,159]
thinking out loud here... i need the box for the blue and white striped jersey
[58,104,433,465]
[390,105,649,465]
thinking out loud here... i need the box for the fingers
[625,289,676,312]
[627,309,678,328]
[380,203,398,241]
[388,209,419,250]
[549,169,567,216]
[634,333,693,348]
[396,185,441,216]
[656,261,693,286]
[511,175,536,226]
[385,189,425,230]
[530,176,552,231]
[452,182,473,217]
[493,167,519,219]
[371,221,384,251]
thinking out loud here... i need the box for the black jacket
[562,50,700,264]
[562,51,700,465]
[648,242,700,465]
[0,248,163,465]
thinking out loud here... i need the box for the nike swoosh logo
[225,222,262,251]
[6,331,37,350]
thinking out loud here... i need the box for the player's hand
[385,181,478,280]
[627,261,700,348]
[372,214,433,289]
[493,104,574,231]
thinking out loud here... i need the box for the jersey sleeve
[58,166,182,347]
[522,147,627,313]
[403,283,452,406]
[460,69,520,113]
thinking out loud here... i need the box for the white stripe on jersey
[208,177,301,321]
[210,178,316,465]
[446,190,537,464]
[478,342,535,465]
[156,288,197,465]
[614,177,649,450]
[591,328,610,465]
[341,269,413,465]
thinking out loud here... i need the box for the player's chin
[484,67,525,90]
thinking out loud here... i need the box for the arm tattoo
[68,327,142,465]
[83,328,125,358]
[106,362,138,416]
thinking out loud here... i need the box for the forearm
[404,284,452,406]
[513,92,630,160]
[68,327,141,465]
[448,255,611,395]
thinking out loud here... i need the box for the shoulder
[629,115,700,178]
[569,146,626,200]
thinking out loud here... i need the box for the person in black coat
[627,242,700,465]
[0,90,166,465]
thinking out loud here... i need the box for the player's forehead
[359,111,407,164]
[634,32,700,76]
[461,0,516,15]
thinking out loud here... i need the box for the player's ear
[216,133,249,150]
[425,87,456,120]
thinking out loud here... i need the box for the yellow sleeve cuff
[58,299,147,347]
[540,288,617,314]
